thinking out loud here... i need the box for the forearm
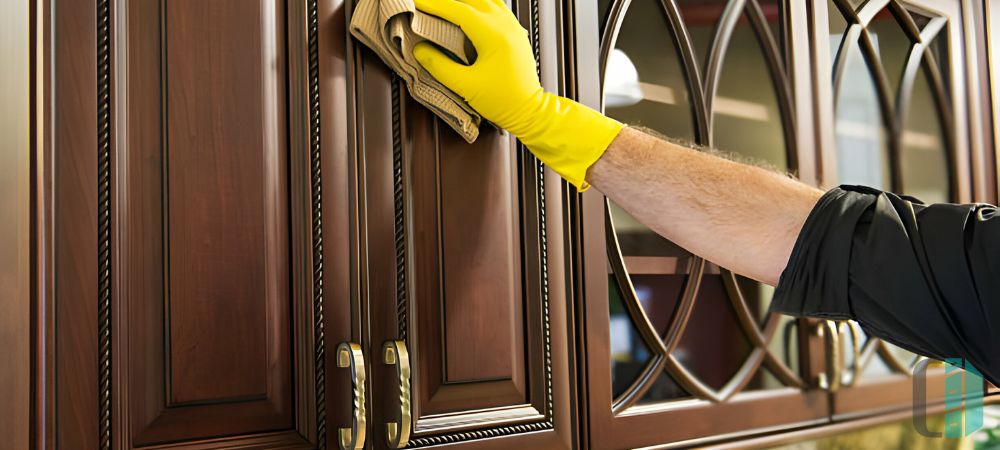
[586,126,824,286]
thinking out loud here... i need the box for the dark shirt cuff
[769,185,880,320]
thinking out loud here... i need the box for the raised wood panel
[164,0,287,406]
[111,0,322,447]
[409,94,528,412]
[353,0,562,446]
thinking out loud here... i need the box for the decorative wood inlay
[392,75,408,341]
[97,0,113,444]
[308,0,328,446]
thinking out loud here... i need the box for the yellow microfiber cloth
[349,0,486,143]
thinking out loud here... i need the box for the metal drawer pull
[384,340,412,449]
[815,320,842,392]
[337,342,367,450]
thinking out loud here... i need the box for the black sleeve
[770,184,1000,387]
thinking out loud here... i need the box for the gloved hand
[412,0,624,191]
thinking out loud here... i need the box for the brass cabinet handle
[337,342,367,450]
[383,340,412,449]
[815,320,842,392]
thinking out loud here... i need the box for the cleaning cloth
[349,0,485,143]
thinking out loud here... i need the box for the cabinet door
[813,0,985,419]
[576,0,831,447]
[50,0,355,447]
[348,1,576,448]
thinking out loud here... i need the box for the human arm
[588,126,823,285]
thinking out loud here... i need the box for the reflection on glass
[900,64,950,204]
[675,0,729,68]
[674,272,753,390]
[713,16,788,171]
[834,39,891,189]
[630,274,686,337]
[869,12,913,98]
[610,275,655,398]
[604,0,694,138]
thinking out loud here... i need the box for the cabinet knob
[337,342,367,450]
[383,340,412,449]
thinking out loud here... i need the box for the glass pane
[676,0,729,69]
[674,271,753,390]
[900,63,950,204]
[713,16,789,172]
[638,370,692,404]
[834,38,891,189]
[827,0,849,39]
[868,11,914,98]
[631,274,687,337]
[610,275,656,398]
[604,0,694,139]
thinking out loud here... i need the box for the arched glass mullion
[886,0,923,41]
[856,0,891,26]
[831,24,864,99]
[856,28,904,191]
[598,0,632,89]
[606,212,677,359]
[702,0,748,141]
[613,355,670,412]
[660,0,711,142]
[830,0,862,25]
[894,16,954,200]
[721,271,805,387]
[744,0,798,170]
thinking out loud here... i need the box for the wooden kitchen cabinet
[349,0,576,447]
[27,0,576,448]
[10,0,997,448]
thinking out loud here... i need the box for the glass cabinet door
[816,0,976,418]
[579,1,830,447]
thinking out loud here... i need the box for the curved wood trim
[702,0,747,141]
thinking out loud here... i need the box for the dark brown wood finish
[40,0,349,446]
[53,0,101,445]
[349,0,574,447]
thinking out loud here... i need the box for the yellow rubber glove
[412,0,624,191]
